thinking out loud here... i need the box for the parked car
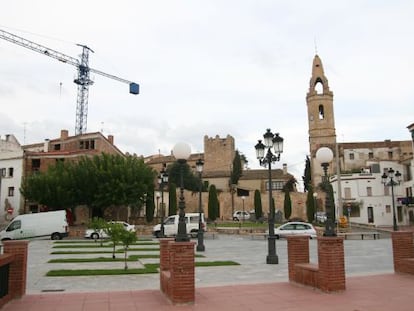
[84,221,136,239]
[233,210,250,221]
[267,221,317,239]
[152,213,206,238]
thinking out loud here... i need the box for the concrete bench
[338,232,380,240]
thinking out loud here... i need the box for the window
[32,159,40,172]
[54,144,61,151]
[397,206,403,222]
[80,139,96,150]
[318,104,325,119]
[0,168,5,177]
[388,151,393,160]
[265,181,284,191]
[6,220,21,231]
[8,167,13,177]
[385,205,391,213]
[384,185,390,196]
[368,152,374,159]
[349,153,354,160]
[344,187,352,199]
[8,187,14,197]
[366,187,372,197]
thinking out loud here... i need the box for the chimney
[283,163,287,175]
[44,139,50,152]
[61,129,69,140]
[108,135,114,144]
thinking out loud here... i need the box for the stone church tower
[306,55,337,187]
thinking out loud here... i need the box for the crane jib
[0,28,139,134]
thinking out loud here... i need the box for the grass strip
[53,243,159,248]
[53,240,160,245]
[48,253,205,263]
[46,264,160,276]
[46,261,239,276]
[51,248,159,255]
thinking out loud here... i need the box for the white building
[330,160,409,228]
[0,134,24,226]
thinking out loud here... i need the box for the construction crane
[0,29,139,135]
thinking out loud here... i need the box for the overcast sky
[1,1,413,190]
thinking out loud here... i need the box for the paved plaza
[4,233,414,310]
[25,234,395,293]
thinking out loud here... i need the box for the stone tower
[306,55,337,186]
[203,135,235,174]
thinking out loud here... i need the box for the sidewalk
[4,273,414,310]
[3,234,414,310]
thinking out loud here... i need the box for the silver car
[271,222,317,239]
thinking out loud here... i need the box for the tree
[302,156,312,192]
[208,185,219,221]
[168,183,177,215]
[104,222,124,259]
[145,191,155,223]
[167,162,200,192]
[254,190,263,220]
[119,230,137,270]
[284,191,292,220]
[21,154,156,219]
[306,186,316,223]
[282,177,296,221]
[230,150,242,185]
[89,217,107,246]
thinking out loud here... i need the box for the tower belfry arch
[306,55,337,187]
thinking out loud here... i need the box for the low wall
[0,240,28,308]
[287,235,345,292]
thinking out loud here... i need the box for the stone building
[146,134,305,221]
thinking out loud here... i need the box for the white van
[152,213,206,238]
[0,210,69,240]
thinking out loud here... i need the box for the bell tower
[306,55,337,186]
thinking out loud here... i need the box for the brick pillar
[168,241,195,305]
[317,236,345,292]
[287,236,310,281]
[392,231,414,273]
[3,240,28,298]
[159,238,174,294]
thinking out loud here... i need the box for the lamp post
[196,158,205,252]
[315,147,336,236]
[158,164,168,238]
[381,168,402,231]
[242,196,246,222]
[255,129,283,265]
[172,142,191,242]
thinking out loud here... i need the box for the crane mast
[0,29,139,135]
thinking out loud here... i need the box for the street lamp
[255,129,283,265]
[315,147,336,236]
[158,164,168,238]
[172,142,191,242]
[196,158,205,252]
[381,168,402,231]
[242,196,246,222]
